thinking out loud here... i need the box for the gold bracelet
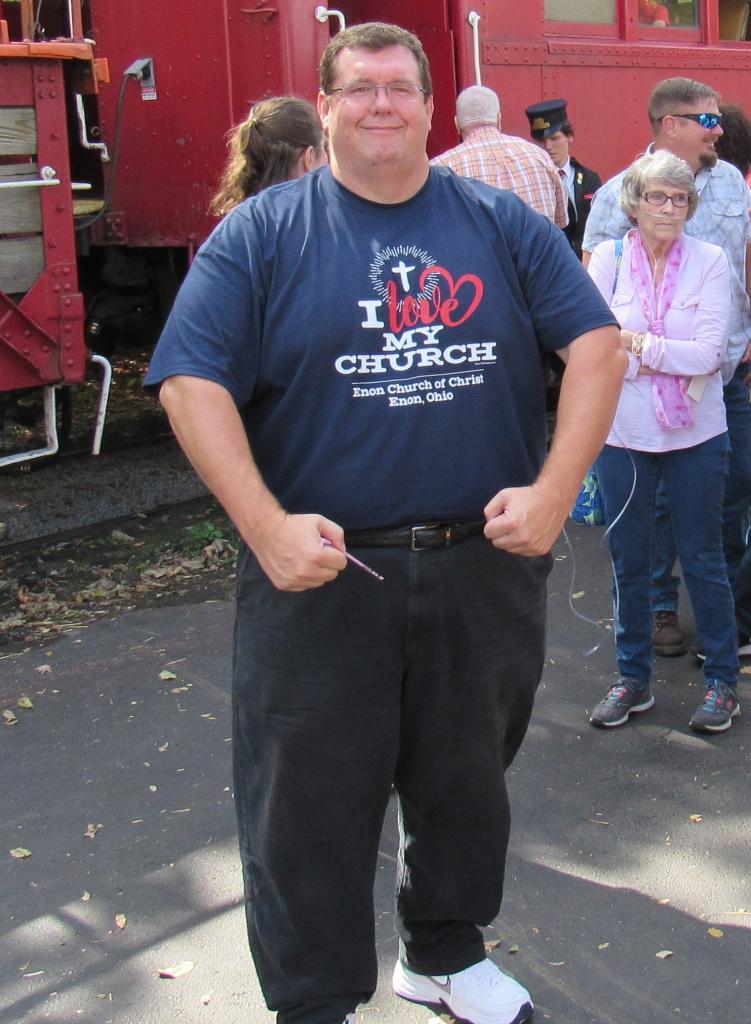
[631,332,646,359]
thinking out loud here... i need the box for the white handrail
[468,11,482,86]
[315,6,346,32]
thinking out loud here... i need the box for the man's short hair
[319,22,432,97]
[648,77,720,130]
[619,150,699,221]
[456,86,500,131]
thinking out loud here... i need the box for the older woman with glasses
[587,150,740,733]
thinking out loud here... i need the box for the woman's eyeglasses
[642,191,691,208]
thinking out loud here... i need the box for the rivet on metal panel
[53,285,61,292]
[64,299,72,307]
[48,74,55,82]
[23,349,30,355]
[51,132,59,140]
[50,91,57,99]
[38,91,45,98]
[62,267,70,275]
[37,74,44,82]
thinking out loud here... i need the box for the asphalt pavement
[2,524,749,1024]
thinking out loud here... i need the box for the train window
[639,1,699,27]
[545,0,616,23]
[719,0,751,39]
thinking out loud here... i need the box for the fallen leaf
[149,785,158,792]
[3,709,18,725]
[655,950,673,959]
[159,670,178,681]
[17,696,34,710]
[549,960,565,966]
[158,961,194,979]
[115,914,127,930]
[484,939,501,952]
[658,898,670,905]
[84,823,103,838]
[598,942,610,950]
[707,927,724,938]
[111,530,135,543]
[81,891,91,902]
[689,814,703,823]
[572,591,585,599]
[10,847,32,859]
[740,665,751,676]
[507,944,520,954]
[35,665,52,674]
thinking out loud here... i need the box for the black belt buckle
[410,523,450,550]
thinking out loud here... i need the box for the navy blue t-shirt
[146,166,615,529]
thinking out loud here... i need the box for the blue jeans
[652,362,751,610]
[596,435,738,686]
[232,537,552,1024]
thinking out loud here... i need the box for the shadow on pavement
[1,527,749,1023]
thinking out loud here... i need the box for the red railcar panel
[0,57,85,390]
[87,0,330,249]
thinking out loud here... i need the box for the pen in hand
[322,538,385,582]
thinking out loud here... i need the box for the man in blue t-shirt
[146,21,624,1024]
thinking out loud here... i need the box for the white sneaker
[392,957,533,1024]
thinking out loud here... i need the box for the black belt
[344,520,485,551]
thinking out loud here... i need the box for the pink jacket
[588,232,730,452]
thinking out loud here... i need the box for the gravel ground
[0,440,207,546]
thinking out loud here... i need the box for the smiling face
[660,101,723,172]
[318,44,434,202]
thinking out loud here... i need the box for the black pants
[232,537,552,1024]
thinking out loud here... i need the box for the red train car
[2,0,750,464]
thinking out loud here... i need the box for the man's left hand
[484,483,567,556]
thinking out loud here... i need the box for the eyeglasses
[666,112,723,130]
[642,191,691,208]
[326,81,426,104]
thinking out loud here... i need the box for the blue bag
[570,467,605,526]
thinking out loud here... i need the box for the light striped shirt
[431,126,568,228]
[583,147,751,380]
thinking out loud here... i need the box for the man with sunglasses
[583,76,751,677]
[147,21,624,1024]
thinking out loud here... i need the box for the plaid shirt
[431,126,568,228]
[583,146,751,380]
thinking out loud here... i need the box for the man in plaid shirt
[431,85,568,228]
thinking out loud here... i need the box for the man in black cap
[525,99,601,259]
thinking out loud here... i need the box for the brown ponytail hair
[210,96,324,216]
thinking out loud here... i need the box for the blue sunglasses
[668,112,723,129]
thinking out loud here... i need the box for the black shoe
[689,681,740,733]
[590,679,655,728]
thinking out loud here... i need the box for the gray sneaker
[590,679,655,728]
[689,681,740,733]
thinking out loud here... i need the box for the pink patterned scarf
[627,229,692,430]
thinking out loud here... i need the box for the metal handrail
[315,6,346,32]
[468,11,482,86]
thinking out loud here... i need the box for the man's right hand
[249,511,347,591]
